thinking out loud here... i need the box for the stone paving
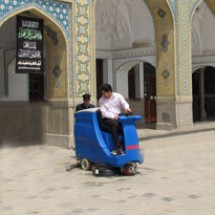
[1,131,215,215]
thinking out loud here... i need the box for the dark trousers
[102,118,122,149]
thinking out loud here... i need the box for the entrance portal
[0,9,68,146]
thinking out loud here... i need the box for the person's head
[82,93,91,106]
[100,83,112,99]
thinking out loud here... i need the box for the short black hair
[82,93,91,100]
[100,83,112,92]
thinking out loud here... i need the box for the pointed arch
[116,61,141,98]
[191,0,203,19]
[0,5,70,100]
[204,0,215,14]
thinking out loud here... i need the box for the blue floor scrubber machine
[74,108,143,176]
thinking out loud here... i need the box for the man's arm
[119,94,132,113]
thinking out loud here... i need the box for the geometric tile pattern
[168,0,201,96]
[0,0,71,38]
[146,0,205,97]
[167,0,200,96]
[74,0,93,97]
[166,1,193,96]
[145,0,175,97]
[177,0,191,96]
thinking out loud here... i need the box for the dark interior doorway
[192,66,215,122]
[192,70,200,122]
[128,67,135,99]
[204,66,215,118]
[144,63,156,123]
[96,59,103,99]
[29,73,44,102]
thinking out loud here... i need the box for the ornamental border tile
[0,0,71,38]
[74,1,92,96]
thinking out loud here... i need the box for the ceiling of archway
[96,0,154,50]
[192,1,215,56]
[96,0,131,50]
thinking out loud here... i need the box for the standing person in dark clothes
[76,93,95,112]
[99,83,132,155]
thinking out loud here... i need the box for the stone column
[0,49,4,97]
[116,69,129,98]
[145,0,195,130]
[67,0,96,148]
[173,1,193,129]
[155,1,193,130]
[139,62,144,100]
[47,0,97,148]
[103,59,113,85]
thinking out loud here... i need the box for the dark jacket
[75,103,95,112]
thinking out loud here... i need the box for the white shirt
[99,92,129,119]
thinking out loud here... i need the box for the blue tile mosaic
[0,0,71,38]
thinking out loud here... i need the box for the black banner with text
[16,16,43,74]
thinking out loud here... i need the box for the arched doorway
[192,1,215,122]
[192,66,215,122]
[0,8,68,145]
[127,62,157,125]
[115,60,157,127]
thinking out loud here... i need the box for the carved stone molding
[112,46,155,59]
[192,55,215,64]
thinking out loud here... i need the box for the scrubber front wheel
[80,158,91,171]
[122,163,137,175]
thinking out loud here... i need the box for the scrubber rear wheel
[80,158,91,171]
